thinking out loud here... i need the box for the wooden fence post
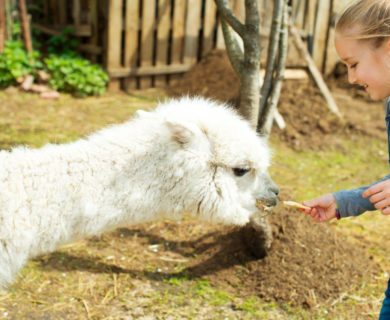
[107,0,123,91]
[19,0,32,53]
[140,0,156,89]
[124,0,139,90]
[170,0,186,84]
[183,0,202,66]
[155,0,171,87]
[202,0,217,57]
[313,0,331,71]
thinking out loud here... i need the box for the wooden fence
[29,0,350,91]
[291,0,350,75]
[104,0,276,91]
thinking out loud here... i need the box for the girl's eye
[350,63,358,69]
[233,168,250,177]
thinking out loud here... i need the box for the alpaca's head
[138,97,279,226]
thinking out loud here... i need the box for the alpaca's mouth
[255,200,275,212]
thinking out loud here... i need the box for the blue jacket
[333,99,390,218]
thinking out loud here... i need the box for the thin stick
[290,25,342,118]
[113,273,118,297]
[81,299,92,320]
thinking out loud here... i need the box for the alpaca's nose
[258,173,280,207]
[270,184,280,197]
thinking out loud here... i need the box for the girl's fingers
[375,198,390,210]
[310,208,318,219]
[382,207,390,215]
[368,191,385,204]
[363,181,386,198]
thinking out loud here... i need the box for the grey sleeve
[333,174,390,218]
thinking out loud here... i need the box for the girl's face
[335,31,390,100]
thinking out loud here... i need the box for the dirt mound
[105,207,376,308]
[194,209,376,307]
[170,50,240,104]
[169,50,386,150]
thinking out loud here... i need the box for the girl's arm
[334,174,390,218]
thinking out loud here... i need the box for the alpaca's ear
[165,120,197,145]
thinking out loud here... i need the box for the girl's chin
[368,90,387,101]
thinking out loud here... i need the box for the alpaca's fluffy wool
[0,97,278,288]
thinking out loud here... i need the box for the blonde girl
[301,1,390,318]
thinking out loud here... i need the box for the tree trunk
[239,68,260,128]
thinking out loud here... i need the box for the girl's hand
[301,194,337,222]
[363,180,390,215]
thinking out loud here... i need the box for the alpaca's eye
[233,168,250,177]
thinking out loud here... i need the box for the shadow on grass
[35,227,264,281]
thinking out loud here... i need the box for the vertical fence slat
[170,0,186,84]
[215,19,224,49]
[313,0,331,71]
[59,0,67,25]
[304,0,317,55]
[324,0,349,75]
[107,0,123,91]
[183,0,201,65]
[140,0,156,89]
[262,0,273,32]
[124,0,139,90]
[49,0,57,25]
[44,0,49,24]
[292,0,305,29]
[73,0,80,26]
[155,0,171,87]
[202,0,216,57]
[19,0,32,53]
[232,0,245,22]
[88,0,98,62]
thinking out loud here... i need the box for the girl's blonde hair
[336,0,390,46]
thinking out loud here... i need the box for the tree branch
[257,0,283,128]
[220,17,244,74]
[257,0,289,136]
[215,0,246,38]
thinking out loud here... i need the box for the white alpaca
[0,97,279,288]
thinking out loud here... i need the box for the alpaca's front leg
[0,242,27,289]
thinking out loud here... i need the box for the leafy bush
[0,40,43,87]
[46,27,79,55]
[44,53,109,96]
